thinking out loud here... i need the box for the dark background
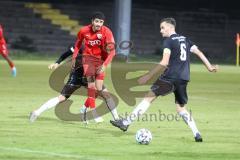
[0,0,239,63]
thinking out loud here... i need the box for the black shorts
[151,77,188,106]
[61,69,87,99]
[61,70,106,99]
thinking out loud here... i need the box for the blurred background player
[111,17,219,142]
[73,12,116,112]
[0,24,16,77]
[29,45,119,123]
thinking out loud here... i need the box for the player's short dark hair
[160,17,176,27]
[91,11,105,21]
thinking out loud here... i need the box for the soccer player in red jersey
[0,24,17,77]
[72,12,115,110]
[29,45,119,123]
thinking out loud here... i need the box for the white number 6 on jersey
[180,43,187,61]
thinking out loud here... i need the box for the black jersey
[161,34,195,81]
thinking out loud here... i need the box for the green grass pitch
[0,60,240,160]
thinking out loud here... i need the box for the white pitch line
[0,146,106,160]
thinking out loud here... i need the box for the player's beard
[94,25,101,31]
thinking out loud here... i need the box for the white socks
[123,100,151,125]
[92,108,104,122]
[35,97,60,116]
[179,110,200,137]
[106,98,119,120]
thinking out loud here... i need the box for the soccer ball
[135,128,152,145]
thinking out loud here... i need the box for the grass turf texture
[0,60,240,160]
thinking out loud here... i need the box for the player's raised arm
[48,46,74,70]
[56,46,74,63]
[191,45,219,72]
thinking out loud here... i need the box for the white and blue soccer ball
[135,128,152,145]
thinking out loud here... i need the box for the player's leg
[35,95,66,116]
[110,77,174,131]
[0,48,16,77]
[173,80,202,142]
[81,86,120,123]
[81,56,106,123]
[86,80,96,108]
[30,83,79,122]
[83,56,104,109]
[81,87,104,123]
[82,55,98,109]
[82,80,105,123]
[29,95,66,122]
[79,77,104,123]
[123,91,157,124]
[176,105,202,142]
[110,91,156,131]
[84,56,105,110]
[97,86,119,120]
[89,74,107,122]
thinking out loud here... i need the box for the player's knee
[95,81,103,91]
[98,89,110,99]
[58,95,67,102]
[96,84,103,91]
[86,76,95,83]
[143,91,157,103]
[176,104,186,113]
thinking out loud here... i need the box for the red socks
[85,88,97,108]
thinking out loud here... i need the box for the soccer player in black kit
[110,17,218,142]
[29,46,119,123]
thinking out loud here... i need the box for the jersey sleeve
[187,39,198,53]
[163,38,172,50]
[72,29,84,59]
[103,28,116,67]
[55,46,74,64]
[188,39,195,48]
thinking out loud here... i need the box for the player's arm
[191,45,218,72]
[138,48,169,85]
[56,46,74,63]
[48,47,74,70]
[99,29,116,73]
[150,48,170,76]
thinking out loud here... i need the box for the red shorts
[82,55,105,80]
[0,44,8,57]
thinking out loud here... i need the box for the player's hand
[48,63,59,70]
[138,74,151,85]
[97,65,106,74]
[208,65,219,72]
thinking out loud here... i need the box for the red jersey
[0,25,7,46]
[73,25,115,67]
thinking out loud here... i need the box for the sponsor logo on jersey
[88,40,101,46]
